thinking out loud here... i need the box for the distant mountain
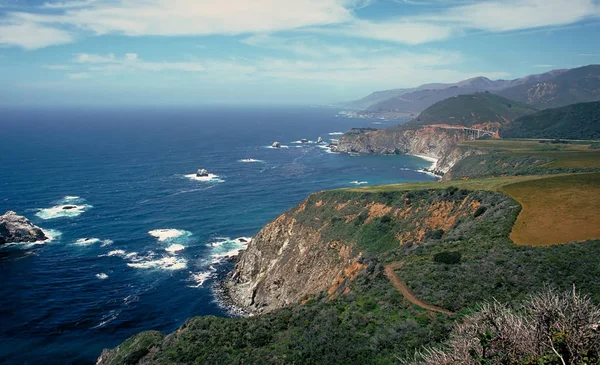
[497,65,600,109]
[407,92,538,129]
[500,101,600,139]
[344,88,414,110]
[349,69,566,114]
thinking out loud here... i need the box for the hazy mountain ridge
[343,69,568,112]
[497,65,600,109]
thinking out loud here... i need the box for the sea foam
[148,229,191,242]
[96,273,108,280]
[350,181,368,185]
[184,173,224,183]
[238,159,265,163]
[35,196,92,220]
[328,132,344,135]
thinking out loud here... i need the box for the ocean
[0,106,435,364]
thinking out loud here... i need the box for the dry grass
[501,173,600,246]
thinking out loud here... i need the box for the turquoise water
[0,106,434,364]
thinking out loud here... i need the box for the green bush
[433,251,462,265]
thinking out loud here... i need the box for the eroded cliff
[336,126,481,174]
[227,187,507,314]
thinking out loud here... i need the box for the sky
[0,0,600,106]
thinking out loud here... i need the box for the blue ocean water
[0,106,435,364]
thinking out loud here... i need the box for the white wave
[127,256,187,270]
[329,132,344,135]
[105,249,127,257]
[35,199,93,220]
[91,309,121,329]
[63,196,82,202]
[318,145,339,154]
[74,238,101,246]
[238,158,265,163]
[418,169,442,179]
[165,244,185,253]
[266,145,289,149]
[184,173,225,183]
[148,229,191,242]
[188,271,212,288]
[96,273,108,280]
[350,181,368,185]
[207,237,251,265]
[100,239,113,247]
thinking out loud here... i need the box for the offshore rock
[0,211,47,245]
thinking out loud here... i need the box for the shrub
[473,206,487,218]
[409,288,600,365]
[425,229,445,240]
[433,251,461,265]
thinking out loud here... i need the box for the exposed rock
[196,169,209,177]
[271,141,281,148]
[317,136,323,144]
[336,126,483,173]
[62,205,78,210]
[227,199,359,314]
[300,138,309,143]
[0,211,47,245]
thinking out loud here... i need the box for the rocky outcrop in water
[0,211,47,245]
[336,126,481,173]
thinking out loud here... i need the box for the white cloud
[415,0,600,32]
[70,52,208,73]
[0,20,73,49]
[1,0,599,49]
[68,72,91,79]
[42,0,97,9]
[321,20,456,44]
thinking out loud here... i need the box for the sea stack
[0,211,47,245]
[317,136,323,144]
[271,141,281,148]
[196,169,209,177]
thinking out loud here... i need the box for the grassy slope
[500,101,600,139]
[407,93,537,128]
[446,139,600,179]
[503,173,600,245]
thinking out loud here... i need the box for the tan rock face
[336,127,481,173]
[227,200,360,315]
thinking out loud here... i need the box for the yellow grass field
[349,172,600,246]
[501,173,600,246]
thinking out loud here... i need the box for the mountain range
[344,65,599,114]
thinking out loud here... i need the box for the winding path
[384,262,454,315]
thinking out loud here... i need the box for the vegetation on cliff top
[99,178,600,364]
[500,101,600,139]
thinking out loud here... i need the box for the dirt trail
[384,262,454,315]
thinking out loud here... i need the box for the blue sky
[1,0,599,106]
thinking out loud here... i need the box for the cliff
[226,187,509,314]
[226,197,361,314]
[336,126,481,174]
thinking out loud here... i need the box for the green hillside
[500,100,600,139]
[497,64,600,109]
[407,92,537,128]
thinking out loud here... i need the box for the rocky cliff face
[226,198,361,315]
[336,126,480,174]
[0,211,47,245]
